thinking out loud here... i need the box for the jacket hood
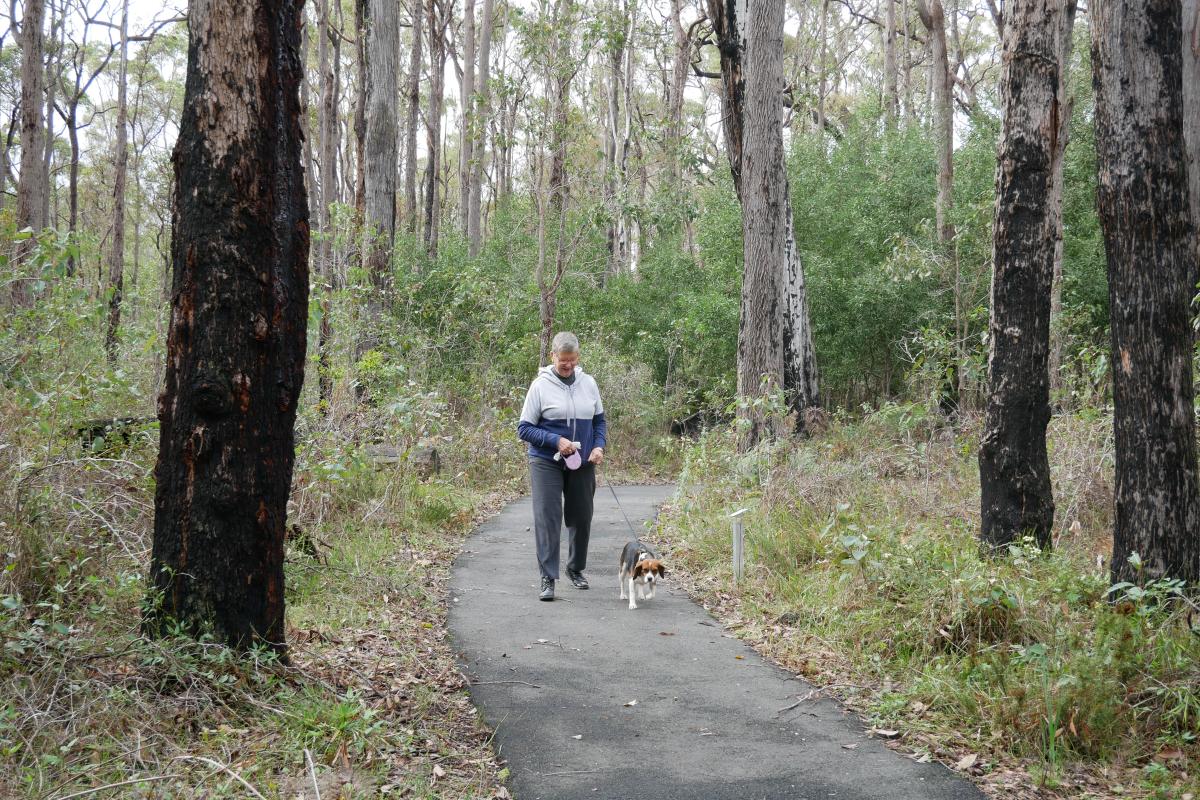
[538,364,586,384]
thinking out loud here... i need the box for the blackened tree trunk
[105,0,131,365]
[1093,0,1200,585]
[14,0,47,299]
[979,0,1076,553]
[1185,0,1200,281]
[147,0,309,652]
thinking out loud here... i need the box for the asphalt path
[448,483,986,800]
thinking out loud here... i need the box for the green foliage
[659,413,1200,793]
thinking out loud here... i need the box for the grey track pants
[530,458,595,579]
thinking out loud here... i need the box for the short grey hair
[551,331,580,354]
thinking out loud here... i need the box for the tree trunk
[403,0,423,235]
[1048,3,1077,397]
[1093,0,1200,585]
[14,0,47,298]
[65,101,79,277]
[667,0,687,192]
[817,0,828,135]
[317,0,339,410]
[547,0,572,215]
[1184,0,1200,288]
[353,0,367,221]
[364,0,399,294]
[467,0,494,256]
[105,0,130,365]
[41,5,61,231]
[738,0,788,450]
[147,0,309,652]
[916,0,954,244]
[979,0,1076,553]
[883,0,898,124]
[424,0,446,258]
[459,0,476,235]
[0,107,15,216]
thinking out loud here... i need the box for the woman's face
[551,349,579,377]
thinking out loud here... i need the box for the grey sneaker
[567,569,589,590]
[539,576,555,601]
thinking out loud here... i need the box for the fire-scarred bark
[1093,0,1200,585]
[146,0,309,652]
[979,0,1076,552]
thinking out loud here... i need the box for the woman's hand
[557,437,577,456]
[588,447,604,465]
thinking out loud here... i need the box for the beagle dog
[618,540,666,610]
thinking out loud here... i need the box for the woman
[517,332,607,601]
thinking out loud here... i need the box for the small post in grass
[730,508,750,585]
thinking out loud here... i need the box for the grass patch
[0,400,527,799]
[655,406,1200,799]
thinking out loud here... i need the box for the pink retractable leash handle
[553,441,583,470]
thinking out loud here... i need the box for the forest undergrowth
[653,406,1200,800]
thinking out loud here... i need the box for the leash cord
[602,476,642,540]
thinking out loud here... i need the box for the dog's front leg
[627,577,638,610]
[618,569,627,599]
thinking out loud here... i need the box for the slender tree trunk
[41,5,61,231]
[817,0,828,134]
[364,0,399,295]
[317,0,338,410]
[104,0,130,365]
[14,0,47,299]
[979,0,1076,553]
[65,101,79,276]
[1093,0,1200,585]
[667,0,687,192]
[0,108,15,216]
[916,0,954,244]
[353,0,367,221]
[884,0,898,124]
[467,0,494,256]
[1048,4,1077,397]
[424,0,446,257]
[902,0,913,119]
[459,0,476,235]
[147,0,309,652]
[403,0,423,235]
[605,19,622,277]
[547,0,571,215]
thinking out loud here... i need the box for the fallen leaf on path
[956,754,978,771]
[432,765,446,779]
[659,631,675,636]
[572,735,583,740]
[841,743,858,750]
[536,638,548,644]
[869,728,900,739]
[623,699,638,707]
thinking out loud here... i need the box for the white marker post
[729,508,749,585]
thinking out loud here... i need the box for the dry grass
[654,404,1199,800]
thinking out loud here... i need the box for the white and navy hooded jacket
[518,365,607,464]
